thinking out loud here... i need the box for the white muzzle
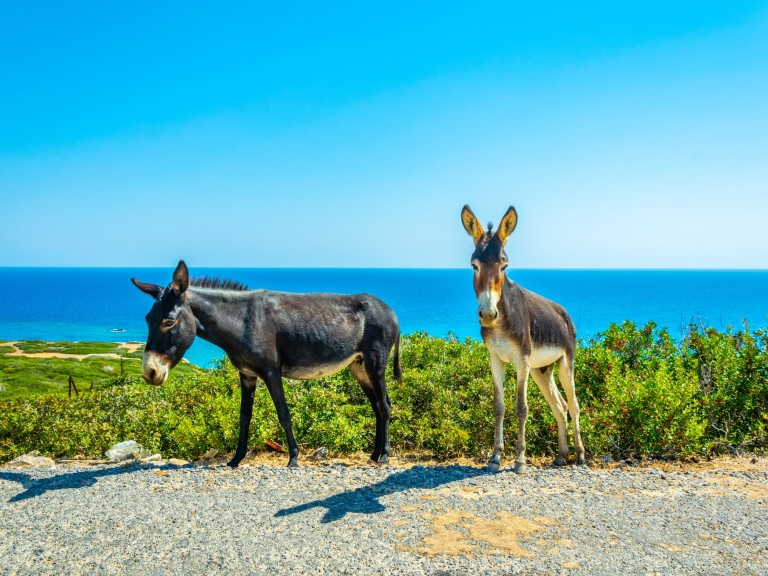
[142,351,171,386]
[477,289,500,327]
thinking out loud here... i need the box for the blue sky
[1,2,767,268]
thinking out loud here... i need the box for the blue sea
[1,268,767,367]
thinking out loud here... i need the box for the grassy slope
[14,340,142,357]
[0,340,198,399]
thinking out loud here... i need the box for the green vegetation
[11,340,145,359]
[14,341,129,355]
[1,323,767,464]
[0,341,197,399]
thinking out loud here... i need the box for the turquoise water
[1,268,766,366]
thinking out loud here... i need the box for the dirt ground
[124,448,768,474]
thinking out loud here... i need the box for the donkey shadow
[0,465,144,503]
[274,464,486,524]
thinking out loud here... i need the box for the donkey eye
[471,263,479,271]
[163,319,177,328]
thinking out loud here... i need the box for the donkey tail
[393,332,403,383]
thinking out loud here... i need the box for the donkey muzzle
[478,307,499,327]
[142,351,171,386]
[477,289,500,327]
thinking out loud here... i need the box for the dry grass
[395,510,558,558]
[190,449,768,474]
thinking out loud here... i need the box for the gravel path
[1,457,767,575]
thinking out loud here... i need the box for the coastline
[1,341,144,361]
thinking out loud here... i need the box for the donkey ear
[172,260,190,295]
[496,206,518,245]
[131,278,163,300]
[461,205,485,243]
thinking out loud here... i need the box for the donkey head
[461,205,518,328]
[131,261,197,385]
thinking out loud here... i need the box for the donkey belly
[528,345,565,368]
[283,353,361,380]
[487,335,563,369]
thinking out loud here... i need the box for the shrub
[1,325,767,463]
[686,323,768,452]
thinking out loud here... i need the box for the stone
[105,440,143,461]
[9,452,56,467]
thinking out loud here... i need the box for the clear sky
[1,2,767,268]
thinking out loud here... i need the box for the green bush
[686,324,768,451]
[1,325,767,464]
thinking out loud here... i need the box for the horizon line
[1,265,768,272]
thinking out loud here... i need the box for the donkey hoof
[227,459,241,469]
[553,456,566,467]
[486,461,501,474]
[513,461,526,474]
[367,455,389,466]
[287,457,299,468]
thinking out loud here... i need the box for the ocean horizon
[1,267,767,367]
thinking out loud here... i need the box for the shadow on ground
[0,465,148,503]
[275,464,488,523]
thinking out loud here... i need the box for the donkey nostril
[147,368,157,381]
[479,309,498,322]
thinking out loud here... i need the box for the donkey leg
[263,369,300,467]
[531,365,569,466]
[349,359,384,462]
[363,353,391,465]
[228,373,257,468]
[513,362,531,474]
[558,356,586,465]
[487,352,506,473]
[362,387,384,463]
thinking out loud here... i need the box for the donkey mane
[191,277,249,292]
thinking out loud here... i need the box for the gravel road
[1,456,767,575]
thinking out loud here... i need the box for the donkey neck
[186,287,256,354]
[481,278,530,343]
[496,277,522,324]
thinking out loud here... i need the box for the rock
[105,440,149,461]
[200,449,219,460]
[9,451,56,467]
[102,365,114,373]
[168,458,189,466]
[140,454,163,463]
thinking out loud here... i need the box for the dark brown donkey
[132,261,402,468]
[461,205,585,473]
